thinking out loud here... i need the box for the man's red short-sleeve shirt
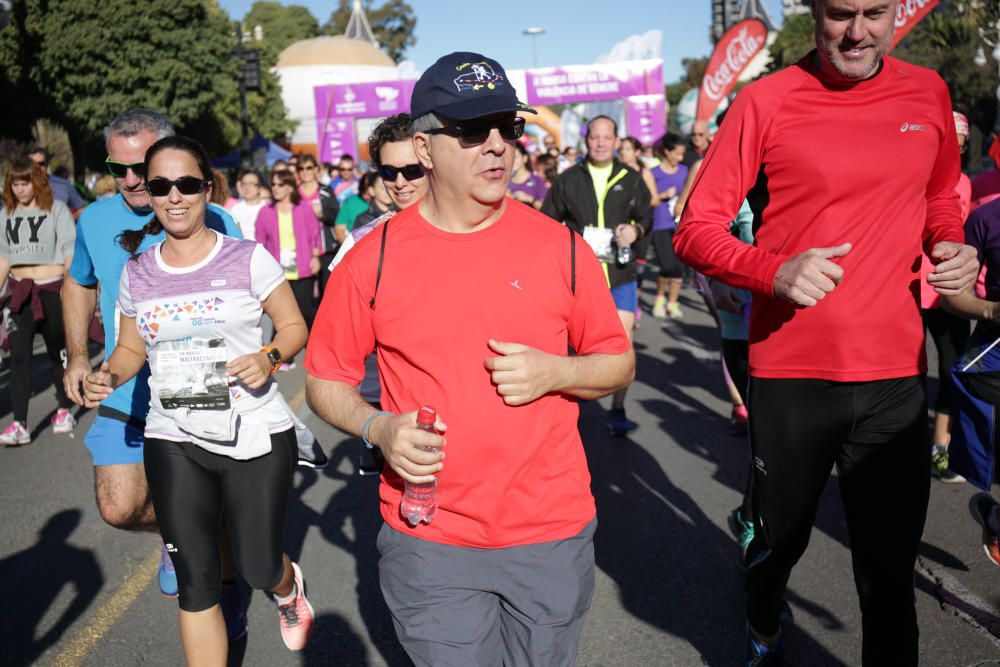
[305,199,631,548]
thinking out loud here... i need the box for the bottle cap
[417,406,436,425]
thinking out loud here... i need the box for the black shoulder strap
[370,221,389,309]
[569,224,576,295]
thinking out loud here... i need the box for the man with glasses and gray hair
[305,52,634,665]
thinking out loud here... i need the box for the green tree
[243,1,319,68]
[0,0,242,168]
[665,57,708,132]
[765,12,815,74]
[323,0,417,63]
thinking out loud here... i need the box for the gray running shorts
[377,518,597,667]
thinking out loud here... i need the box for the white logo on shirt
[899,122,926,133]
[510,280,523,290]
[211,279,227,287]
[165,543,179,553]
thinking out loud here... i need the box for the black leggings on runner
[652,229,684,279]
[722,338,751,516]
[144,429,297,612]
[289,277,316,330]
[8,289,71,423]
[746,376,928,666]
[923,307,970,414]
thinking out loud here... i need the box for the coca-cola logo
[702,26,766,101]
[896,0,934,28]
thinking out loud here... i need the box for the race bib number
[154,338,231,410]
[583,226,615,263]
[279,248,297,271]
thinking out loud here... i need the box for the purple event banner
[314,80,415,162]
[625,95,666,147]
[524,61,663,106]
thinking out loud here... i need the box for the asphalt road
[3,286,1000,666]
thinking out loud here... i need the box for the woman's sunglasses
[106,158,146,179]
[146,176,209,197]
[379,163,425,182]
[426,117,525,145]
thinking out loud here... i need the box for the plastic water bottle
[400,406,438,526]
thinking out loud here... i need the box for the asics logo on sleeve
[510,279,523,290]
[899,122,926,133]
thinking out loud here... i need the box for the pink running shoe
[52,408,76,434]
[276,562,314,651]
[0,421,30,446]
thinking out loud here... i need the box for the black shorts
[652,229,684,278]
[144,429,297,612]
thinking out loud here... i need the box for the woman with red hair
[0,158,77,444]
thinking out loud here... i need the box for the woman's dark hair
[118,135,213,255]
[268,169,301,206]
[621,136,643,153]
[656,132,684,157]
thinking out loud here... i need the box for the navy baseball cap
[410,52,536,121]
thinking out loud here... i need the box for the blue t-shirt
[49,174,85,210]
[68,194,242,419]
[717,200,754,341]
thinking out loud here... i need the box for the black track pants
[144,429,297,612]
[7,289,71,423]
[745,376,929,666]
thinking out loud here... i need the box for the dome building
[274,2,409,157]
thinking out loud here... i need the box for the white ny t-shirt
[118,232,291,451]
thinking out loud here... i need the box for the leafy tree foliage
[765,12,814,73]
[323,0,416,63]
[243,1,319,68]
[0,0,298,170]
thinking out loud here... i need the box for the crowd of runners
[6,1,1000,665]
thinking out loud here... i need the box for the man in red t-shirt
[304,51,633,666]
[674,2,979,664]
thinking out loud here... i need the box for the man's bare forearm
[305,374,379,438]
[558,350,635,400]
[62,276,97,360]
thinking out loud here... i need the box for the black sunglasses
[105,158,147,179]
[379,163,425,182]
[426,117,525,144]
[146,176,210,197]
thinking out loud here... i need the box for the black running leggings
[8,289,72,423]
[722,338,751,517]
[746,376,929,666]
[922,307,970,414]
[144,429,297,612]
[289,277,316,330]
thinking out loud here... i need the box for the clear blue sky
[217,0,788,82]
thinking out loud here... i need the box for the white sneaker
[0,421,30,446]
[51,408,76,434]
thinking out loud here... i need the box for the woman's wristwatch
[261,345,283,374]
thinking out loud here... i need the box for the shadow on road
[285,438,411,666]
[0,509,103,667]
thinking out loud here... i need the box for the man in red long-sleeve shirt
[675,1,979,664]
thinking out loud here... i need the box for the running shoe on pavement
[51,408,76,434]
[296,433,329,470]
[730,405,749,436]
[0,421,30,446]
[220,581,248,642]
[666,301,684,320]
[931,444,965,483]
[607,407,638,437]
[276,562,314,651]
[159,541,178,597]
[969,493,1000,567]
[746,623,784,666]
[652,295,667,319]
[728,506,755,568]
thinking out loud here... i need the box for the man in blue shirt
[28,146,85,220]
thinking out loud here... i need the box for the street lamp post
[522,27,545,68]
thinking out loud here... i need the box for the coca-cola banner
[696,18,768,123]
[524,60,663,106]
[890,0,939,50]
